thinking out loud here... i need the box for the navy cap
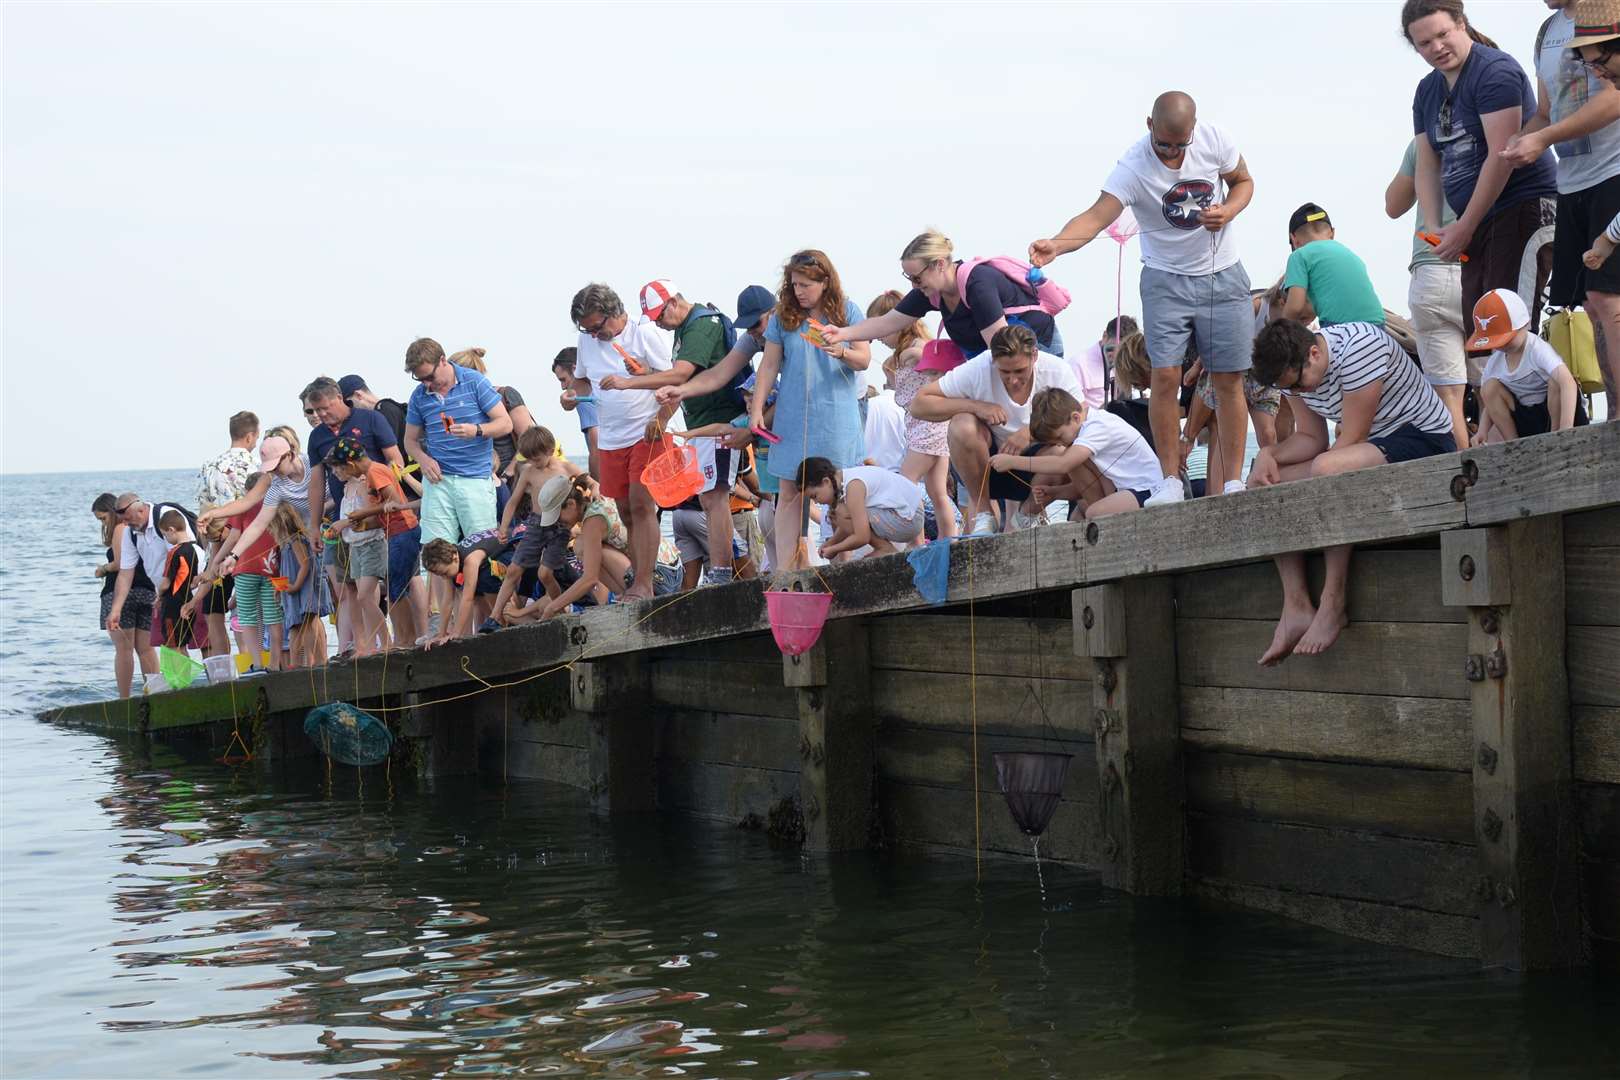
[734,285,774,330]
[338,374,369,402]
[1288,202,1331,235]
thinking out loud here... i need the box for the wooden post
[1441,520,1584,970]
[571,657,653,815]
[1074,579,1182,895]
[785,619,873,851]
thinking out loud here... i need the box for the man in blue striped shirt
[403,336,513,552]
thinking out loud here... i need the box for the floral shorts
[1197,369,1281,416]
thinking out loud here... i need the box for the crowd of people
[90,0,1620,697]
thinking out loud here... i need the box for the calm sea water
[3,470,1618,1078]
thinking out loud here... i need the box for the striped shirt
[406,365,503,478]
[1606,210,1620,245]
[1291,322,1452,438]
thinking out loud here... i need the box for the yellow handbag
[1542,309,1606,394]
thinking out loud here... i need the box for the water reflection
[4,726,1618,1079]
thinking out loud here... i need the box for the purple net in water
[992,751,1073,837]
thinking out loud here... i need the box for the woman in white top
[797,457,923,560]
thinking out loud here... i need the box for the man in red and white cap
[601,280,747,585]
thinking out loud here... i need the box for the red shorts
[599,439,654,501]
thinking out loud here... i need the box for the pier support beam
[1441,521,1584,970]
[1074,579,1183,895]
[784,619,873,852]
[571,658,654,815]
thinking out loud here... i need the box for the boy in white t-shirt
[1469,288,1587,443]
[989,388,1161,520]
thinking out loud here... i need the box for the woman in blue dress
[749,250,871,570]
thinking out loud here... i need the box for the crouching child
[1247,319,1455,666]
[989,388,1162,519]
[1469,289,1588,444]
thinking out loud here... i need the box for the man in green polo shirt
[600,279,745,585]
[1279,202,1386,327]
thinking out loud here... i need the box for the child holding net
[268,501,329,669]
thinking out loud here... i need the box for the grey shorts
[346,537,388,582]
[1141,262,1254,373]
[868,505,923,543]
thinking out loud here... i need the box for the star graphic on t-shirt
[1173,191,1207,219]
[1160,179,1216,231]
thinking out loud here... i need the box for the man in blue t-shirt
[1409,15,1557,363]
[402,336,512,549]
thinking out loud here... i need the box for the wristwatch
[476,423,484,437]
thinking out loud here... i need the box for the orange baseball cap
[1468,288,1529,351]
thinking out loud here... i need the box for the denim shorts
[387,529,421,604]
[1141,262,1254,373]
[1368,423,1456,464]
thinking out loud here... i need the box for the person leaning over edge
[1030,90,1256,504]
[1247,320,1456,668]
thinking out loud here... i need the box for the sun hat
[1468,288,1529,351]
[639,280,679,321]
[1570,0,1620,48]
[536,474,572,527]
[1288,202,1332,235]
[916,337,967,373]
[258,435,292,469]
[733,284,775,329]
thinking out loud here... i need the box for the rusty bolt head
[1459,554,1476,581]
[1086,522,1100,546]
[1478,608,1500,635]
[1082,605,1095,630]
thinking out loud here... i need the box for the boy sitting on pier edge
[1247,319,1455,666]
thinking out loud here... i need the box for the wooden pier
[48,423,1620,972]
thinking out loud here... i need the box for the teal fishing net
[304,703,393,766]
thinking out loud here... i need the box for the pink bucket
[765,590,833,656]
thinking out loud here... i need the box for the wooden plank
[1580,783,1620,862]
[1177,619,1469,699]
[1185,751,1475,844]
[1564,506,1620,547]
[658,760,799,825]
[871,669,1094,741]
[795,620,874,851]
[877,727,1097,793]
[1569,626,1620,708]
[1465,518,1583,970]
[1174,549,1461,624]
[1576,708,1620,784]
[1193,879,1478,960]
[656,711,801,774]
[879,780,1101,866]
[1090,577,1183,895]
[649,657,798,719]
[868,615,1092,680]
[1566,548,1620,627]
[1179,686,1471,771]
[1187,814,1479,917]
[502,741,592,789]
[1459,423,1620,527]
[650,632,784,666]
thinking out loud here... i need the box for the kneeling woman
[507,475,639,621]
[797,457,924,560]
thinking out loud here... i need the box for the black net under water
[304,703,394,766]
[993,752,1073,837]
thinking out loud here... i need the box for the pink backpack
[926,257,1072,318]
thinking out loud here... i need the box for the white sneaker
[1008,503,1049,531]
[1222,480,1247,496]
[1144,475,1186,506]
[970,512,997,536]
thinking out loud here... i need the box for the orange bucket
[765,589,833,656]
[640,436,705,508]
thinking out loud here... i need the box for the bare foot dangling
[1259,605,1315,667]
[1294,603,1349,657]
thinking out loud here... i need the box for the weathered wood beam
[1074,578,1182,895]
[786,619,873,852]
[1442,520,1585,970]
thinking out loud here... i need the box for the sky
[1,1,1563,474]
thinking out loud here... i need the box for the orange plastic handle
[1418,232,1469,262]
[611,342,647,374]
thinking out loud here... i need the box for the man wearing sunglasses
[1506,0,1620,409]
[1029,90,1256,507]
